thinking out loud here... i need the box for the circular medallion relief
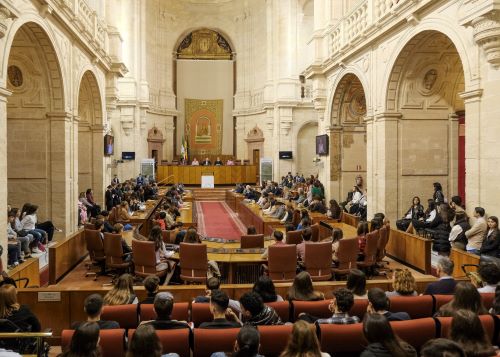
[8,65,23,87]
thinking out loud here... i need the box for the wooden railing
[341,211,360,227]
[386,228,432,274]
[450,248,481,278]
[49,230,86,284]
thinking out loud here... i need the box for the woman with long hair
[480,216,500,257]
[280,320,330,357]
[103,274,137,305]
[407,199,441,234]
[331,228,343,265]
[210,325,263,357]
[148,226,172,264]
[126,324,179,357]
[396,196,424,231]
[490,285,500,314]
[346,269,368,299]
[386,269,417,297]
[183,227,201,244]
[450,309,497,357]
[0,284,40,332]
[286,271,324,301]
[432,203,455,255]
[356,222,370,254]
[433,182,445,205]
[360,313,416,357]
[327,199,342,220]
[252,276,283,303]
[61,322,101,357]
[435,282,488,317]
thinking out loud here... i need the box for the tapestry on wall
[185,99,223,156]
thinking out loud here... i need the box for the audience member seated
[475,263,500,293]
[252,276,283,303]
[435,282,488,317]
[210,325,263,357]
[0,284,41,332]
[103,274,138,305]
[199,290,241,329]
[226,158,235,166]
[420,339,466,357]
[396,196,425,231]
[141,292,189,330]
[309,196,327,214]
[118,201,132,222]
[480,216,500,258]
[7,213,30,261]
[300,288,359,325]
[367,288,410,321]
[385,269,417,297]
[228,292,282,326]
[280,320,331,357]
[247,226,257,235]
[127,324,180,357]
[148,226,175,282]
[201,157,212,166]
[194,277,240,313]
[141,275,160,304]
[214,157,223,166]
[356,222,370,255]
[286,271,324,301]
[19,204,47,252]
[465,207,487,255]
[61,322,100,357]
[424,257,456,295]
[113,223,133,257]
[407,200,440,234]
[450,309,497,357]
[490,285,500,314]
[9,208,34,257]
[330,228,343,266]
[295,188,306,204]
[346,269,368,299]
[296,228,313,261]
[326,199,342,220]
[191,158,199,166]
[360,313,417,357]
[296,210,311,230]
[449,211,470,251]
[72,293,119,330]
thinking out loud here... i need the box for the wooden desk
[157,165,257,185]
[386,228,432,274]
[129,199,161,224]
[237,201,283,236]
[225,190,245,212]
[450,248,480,278]
[8,256,40,288]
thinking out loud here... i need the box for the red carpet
[197,202,246,240]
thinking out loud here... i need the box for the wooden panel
[341,212,360,227]
[450,248,480,278]
[386,229,431,274]
[8,257,40,287]
[49,230,86,284]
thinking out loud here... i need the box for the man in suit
[111,175,119,185]
[423,257,456,295]
[201,157,212,166]
[367,288,410,321]
[105,185,114,211]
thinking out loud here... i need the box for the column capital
[459,89,483,103]
[46,111,73,122]
[374,111,402,122]
[0,86,12,102]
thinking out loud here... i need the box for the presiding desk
[157,165,257,185]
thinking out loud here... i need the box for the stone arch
[6,21,68,230]
[173,27,236,57]
[77,70,105,204]
[245,126,264,165]
[147,126,166,164]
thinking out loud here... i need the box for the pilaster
[0,86,12,255]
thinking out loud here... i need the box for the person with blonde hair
[103,274,137,305]
[386,269,417,297]
[0,284,40,332]
[280,320,330,357]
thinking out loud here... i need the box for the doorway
[253,149,260,183]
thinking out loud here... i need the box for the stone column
[277,106,294,180]
[164,116,175,161]
[235,119,246,161]
[448,113,459,197]
[91,124,105,205]
[325,125,342,203]
[0,86,11,253]
[365,115,375,220]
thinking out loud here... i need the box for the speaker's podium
[201,171,214,188]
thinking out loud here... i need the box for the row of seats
[61,314,500,357]
[99,293,495,329]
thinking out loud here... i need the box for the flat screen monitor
[104,134,114,156]
[279,151,293,160]
[316,134,329,155]
[122,151,135,160]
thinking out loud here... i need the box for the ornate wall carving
[177,29,232,60]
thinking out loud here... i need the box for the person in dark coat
[396,196,424,231]
[431,204,455,255]
[480,216,500,258]
[424,257,456,295]
[366,288,410,321]
[105,185,114,211]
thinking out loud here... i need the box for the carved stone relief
[177,29,232,60]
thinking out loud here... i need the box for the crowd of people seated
[104,174,159,213]
[396,182,500,258]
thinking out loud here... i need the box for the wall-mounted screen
[122,152,135,160]
[316,134,329,156]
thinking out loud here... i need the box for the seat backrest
[361,231,379,265]
[433,294,454,313]
[292,300,331,320]
[336,238,359,269]
[376,225,389,261]
[179,243,208,278]
[113,206,121,223]
[128,328,190,357]
[258,325,294,356]
[482,293,495,310]
[193,328,241,357]
[268,245,297,282]
[101,304,138,329]
[304,242,332,280]
[162,229,176,244]
[291,211,301,227]
[437,315,496,343]
[266,301,290,323]
[285,230,302,245]
[62,329,126,357]
[349,299,369,320]
[240,234,264,249]
[191,303,214,327]
[132,239,157,274]
[320,323,366,354]
[103,233,124,265]
[310,223,320,242]
[85,229,105,261]
[389,295,434,319]
[139,302,189,322]
[109,207,116,225]
[390,318,436,348]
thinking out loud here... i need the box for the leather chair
[389,295,434,319]
[128,328,190,357]
[101,304,138,329]
[84,229,106,279]
[61,329,126,357]
[191,302,214,327]
[433,294,454,313]
[258,325,294,356]
[390,318,436,349]
[132,239,169,279]
[310,223,320,242]
[304,241,333,281]
[376,225,389,262]
[103,232,132,274]
[84,223,96,230]
[139,302,189,322]
[162,229,176,244]
[179,243,208,284]
[268,244,297,282]
[292,300,331,321]
[331,238,359,278]
[193,328,240,357]
[285,230,302,245]
[357,231,379,273]
[349,299,369,320]
[482,293,495,309]
[240,234,264,249]
[266,301,290,322]
[108,207,116,225]
[320,323,366,355]
[437,315,496,342]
